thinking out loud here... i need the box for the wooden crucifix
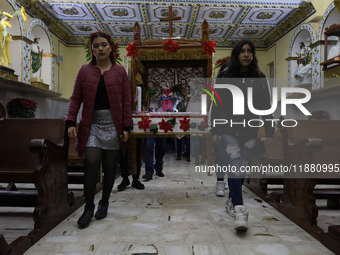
[159,6,181,38]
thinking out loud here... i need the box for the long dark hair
[89,31,116,65]
[228,40,260,76]
[218,60,230,74]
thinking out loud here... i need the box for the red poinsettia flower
[158,119,173,133]
[126,42,140,59]
[164,39,179,53]
[179,117,190,132]
[202,40,217,56]
[138,116,152,132]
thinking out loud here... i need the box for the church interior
[1,0,340,254]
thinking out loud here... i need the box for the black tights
[84,148,119,206]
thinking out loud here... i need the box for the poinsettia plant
[6,98,37,118]
[164,39,179,53]
[214,56,230,69]
[158,119,173,133]
[202,40,217,56]
[137,116,152,132]
[179,117,190,132]
[309,110,330,120]
[126,42,140,59]
[83,32,122,64]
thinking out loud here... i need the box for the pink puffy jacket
[66,63,132,158]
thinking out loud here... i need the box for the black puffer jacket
[210,70,276,138]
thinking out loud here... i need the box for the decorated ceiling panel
[147,5,192,23]
[195,6,244,24]
[150,24,188,38]
[192,25,230,39]
[16,0,315,47]
[92,4,143,22]
[241,8,291,25]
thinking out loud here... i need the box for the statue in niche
[31,37,43,81]
[327,36,340,60]
[294,39,312,83]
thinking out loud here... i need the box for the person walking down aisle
[117,138,145,191]
[210,40,275,231]
[66,31,132,228]
[142,138,167,180]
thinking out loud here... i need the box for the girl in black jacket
[210,40,275,231]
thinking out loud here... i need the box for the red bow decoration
[158,119,173,133]
[179,117,190,132]
[137,116,152,132]
[164,39,179,53]
[202,40,217,56]
[126,42,140,59]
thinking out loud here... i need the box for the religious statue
[327,36,340,60]
[31,37,43,80]
[0,7,27,68]
[0,20,12,67]
[294,40,312,83]
[0,32,12,67]
[160,81,173,112]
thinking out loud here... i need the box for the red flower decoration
[126,42,140,59]
[202,40,217,56]
[158,119,173,133]
[164,39,179,53]
[179,117,190,132]
[138,116,152,132]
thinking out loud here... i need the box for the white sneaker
[225,199,235,217]
[215,181,225,197]
[234,205,248,231]
[224,182,228,189]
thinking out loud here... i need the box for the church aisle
[24,153,334,255]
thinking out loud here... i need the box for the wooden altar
[129,11,213,175]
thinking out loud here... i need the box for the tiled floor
[2,152,337,255]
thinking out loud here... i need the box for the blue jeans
[214,134,256,206]
[145,138,167,175]
[176,137,190,158]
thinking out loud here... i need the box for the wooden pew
[0,116,74,254]
[267,117,340,254]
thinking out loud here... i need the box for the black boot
[95,200,109,220]
[131,178,145,189]
[117,177,130,191]
[77,204,94,228]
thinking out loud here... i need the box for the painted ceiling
[16,0,316,48]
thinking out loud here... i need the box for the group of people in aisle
[66,31,275,232]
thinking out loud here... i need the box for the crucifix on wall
[159,6,181,38]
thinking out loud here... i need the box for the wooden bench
[267,116,340,254]
[0,115,74,254]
